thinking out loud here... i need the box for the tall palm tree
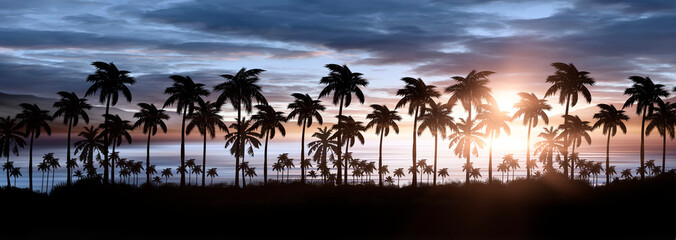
[319,64,368,185]
[545,62,595,178]
[445,70,496,121]
[417,102,457,186]
[16,103,52,191]
[224,118,262,186]
[52,91,91,186]
[186,101,228,187]
[645,101,676,174]
[0,116,26,187]
[73,126,105,172]
[476,104,511,183]
[161,168,173,184]
[206,168,218,186]
[214,67,268,188]
[559,115,593,179]
[393,168,405,186]
[448,118,486,183]
[250,104,287,186]
[331,115,366,184]
[164,75,209,187]
[512,92,551,179]
[396,77,440,187]
[100,114,132,184]
[365,104,401,186]
[623,76,669,179]
[592,104,629,183]
[307,127,339,183]
[133,103,169,184]
[287,93,325,184]
[533,127,564,173]
[85,61,135,184]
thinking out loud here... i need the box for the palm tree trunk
[570,143,577,179]
[146,132,151,185]
[300,119,307,184]
[466,102,472,184]
[344,144,350,185]
[111,143,116,184]
[29,131,34,191]
[6,155,11,188]
[103,95,111,184]
[526,119,532,180]
[41,171,44,192]
[433,133,438,186]
[378,132,384,187]
[605,132,611,184]
[562,94,571,178]
[662,133,666,174]
[235,106,241,188]
[337,96,344,185]
[202,133,207,188]
[51,168,55,189]
[46,166,50,191]
[66,118,73,186]
[640,107,646,180]
[180,107,187,187]
[412,106,419,187]
[488,132,494,184]
[263,130,269,186]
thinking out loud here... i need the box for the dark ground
[1,174,675,239]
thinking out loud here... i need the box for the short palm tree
[10,167,21,187]
[85,61,135,184]
[437,168,449,184]
[526,159,538,179]
[73,126,105,173]
[331,115,365,185]
[592,104,629,183]
[645,101,675,174]
[186,101,228,187]
[224,118,261,186]
[44,153,60,189]
[396,77,440,187]
[476,104,511,183]
[277,153,294,182]
[497,162,509,182]
[623,76,669,179]
[245,167,257,184]
[100,114,132,184]
[272,162,284,182]
[307,127,339,183]
[418,102,457,186]
[161,168,173,184]
[503,154,519,181]
[559,115,593,179]
[133,103,169,184]
[53,91,91,186]
[365,104,401,186]
[533,127,564,173]
[0,116,26,187]
[287,93,325,184]
[606,165,617,183]
[512,92,551,179]
[164,75,209,187]
[38,161,49,190]
[620,169,633,180]
[250,104,286,186]
[448,118,486,183]
[17,103,52,191]
[206,168,218,186]
[470,167,482,181]
[393,168,405,186]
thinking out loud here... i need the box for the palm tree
[319,64,368,185]
[192,165,203,186]
[506,155,520,181]
[161,168,173,184]
[448,118,486,183]
[73,126,105,172]
[636,166,647,178]
[423,165,434,184]
[0,116,26,187]
[331,115,365,184]
[396,77,440,187]
[533,127,564,174]
[407,165,418,185]
[152,176,162,185]
[445,70,497,122]
[645,101,675,174]
[214,67,268,188]
[620,168,633,179]
[512,92,551,180]
[16,103,52,191]
[250,104,287,186]
[623,76,669,179]
[164,75,209,187]
[10,167,21,187]
[592,104,629,183]
[497,162,509,182]
[545,62,595,179]
[417,102,457,186]
[462,162,474,179]
[277,153,294,182]
[100,114,132,184]
[133,103,169,184]
[525,159,538,179]
[186,101,227,187]
[365,104,401,186]
[416,159,427,184]
[437,168,449,184]
[470,167,482,181]
[393,168,405,186]
[85,61,135,184]
[307,127,339,183]
[44,153,60,189]
[384,176,394,186]
[272,162,284,182]
[224,118,262,186]
[186,159,196,185]
[146,165,157,184]
[287,93,325,184]
[559,115,592,179]
[3,161,16,188]
[476,104,511,183]
[307,170,318,184]
[206,168,218,186]
[52,91,91,186]
[73,170,83,182]
[645,160,656,177]
[606,165,617,183]
[245,166,257,184]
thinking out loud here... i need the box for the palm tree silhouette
[73,170,83,182]
[10,167,21,187]
[133,103,169,184]
[287,93,325,184]
[186,101,228,187]
[497,162,508,182]
[186,159,196,186]
[3,161,16,188]
[620,169,633,180]
[224,118,261,186]
[418,102,457,186]
[67,158,78,182]
[476,104,511,183]
[16,103,52,191]
[462,162,474,179]
[277,153,294,182]
[448,118,486,183]
[623,76,669,179]
[206,168,218,186]
[161,168,173,184]
[437,168,449,184]
[146,165,157,183]
[43,153,60,190]
[85,61,135,184]
[250,104,287,186]
[645,160,656,177]
[384,176,394,186]
[191,164,202,186]
[214,68,268,188]
[396,77,440,187]
[445,70,497,122]
[407,165,419,185]
[319,64,368,185]
[423,165,434,184]
[0,116,26,187]
[52,91,91,186]
[512,92,551,180]
[393,168,405,186]
[645,101,675,174]
[73,126,105,174]
[470,167,482,182]
[559,115,592,179]
[503,154,519,181]
[331,115,365,184]
[592,104,629,183]
[545,62,595,179]
[307,170,317,184]
[152,176,162,185]
[365,104,401,186]
[606,165,617,183]
[245,166,257,184]
[635,166,647,178]
[525,159,538,179]
[100,114,132,184]
[272,162,283,182]
[533,127,564,174]
[164,75,209,187]
[416,159,427,184]
[307,127,338,183]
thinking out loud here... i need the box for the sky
[1,0,675,186]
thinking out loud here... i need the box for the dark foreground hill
[1,174,675,239]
